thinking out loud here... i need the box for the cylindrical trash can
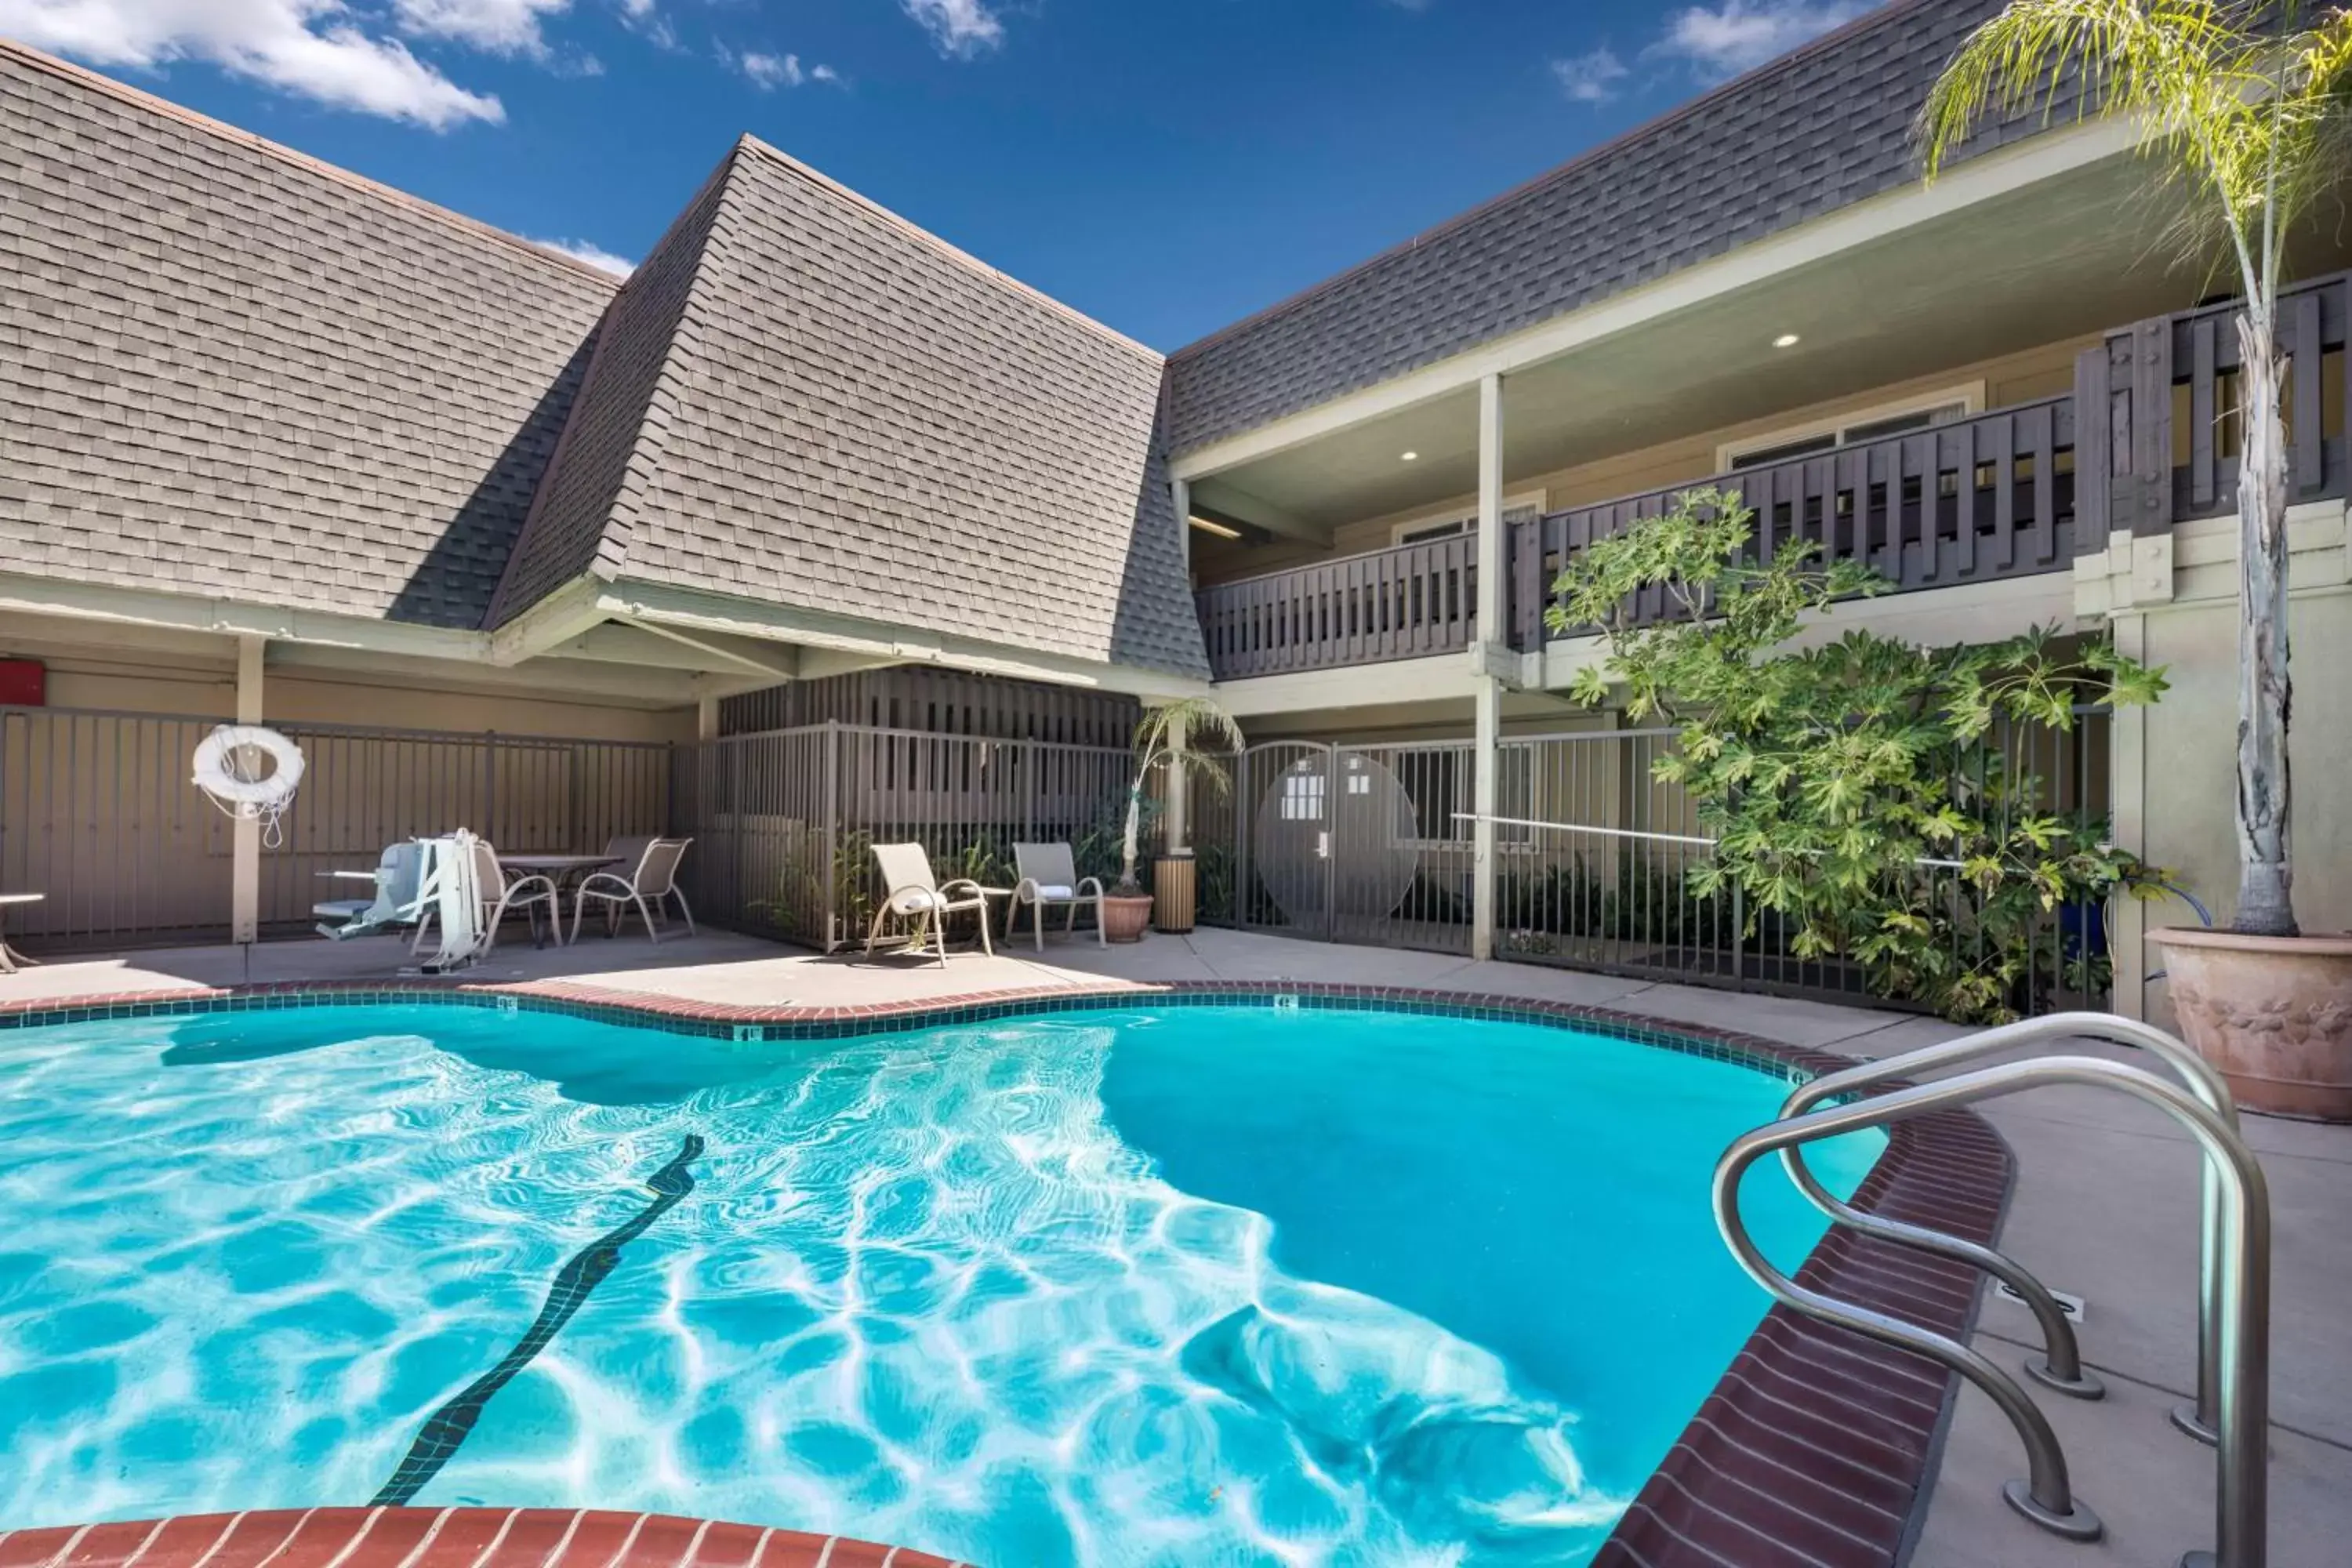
[1152,850,1197,934]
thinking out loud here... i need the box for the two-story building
[2,0,2347,1018]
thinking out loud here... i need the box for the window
[1392,747,1534,848]
[1279,765,1325,822]
[1396,517,1469,546]
[1388,495,1547,546]
[1716,383,1984,474]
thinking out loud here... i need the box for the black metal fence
[1200,716,2115,1014]
[0,706,673,950]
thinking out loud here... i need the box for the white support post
[696,695,721,741]
[1173,476,1193,574]
[1165,713,1189,855]
[230,634,265,946]
[1472,372,1505,962]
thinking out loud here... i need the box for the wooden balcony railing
[1192,268,2350,680]
[2079,268,2349,538]
[1194,532,1477,678]
[1507,397,2078,647]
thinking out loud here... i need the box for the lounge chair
[864,843,996,965]
[415,838,560,954]
[1007,842,1105,950]
[571,837,695,944]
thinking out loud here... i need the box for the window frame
[1713,382,1985,474]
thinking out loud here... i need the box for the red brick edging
[0,978,2013,1568]
[0,1508,961,1568]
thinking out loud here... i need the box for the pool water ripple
[0,1003,1878,1566]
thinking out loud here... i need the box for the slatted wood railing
[2078,267,2350,537]
[1192,271,2350,677]
[1194,532,1478,678]
[1507,397,2078,647]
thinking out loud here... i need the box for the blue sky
[2,0,1874,348]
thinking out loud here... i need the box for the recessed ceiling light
[1400,451,1419,462]
[1772,332,1801,348]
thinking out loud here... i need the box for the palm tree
[1919,0,2352,937]
[1117,698,1243,895]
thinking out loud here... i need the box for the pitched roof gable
[0,41,619,629]
[494,139,1207,678]
[1163,0,2073,454]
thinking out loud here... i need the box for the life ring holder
[192,724,306,846]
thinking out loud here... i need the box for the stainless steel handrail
[1788,1011,2230,1429]
[1780,1012,2236,1429]
[1717,1054,2270,1567]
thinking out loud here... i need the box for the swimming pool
[0,996,1882,1565]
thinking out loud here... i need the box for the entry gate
[1223,739,1477,955]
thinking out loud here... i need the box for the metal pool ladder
[1714,1014,2270,1568]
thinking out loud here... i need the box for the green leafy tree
[1920,0,2352,936]
[1547,488,2170,1022]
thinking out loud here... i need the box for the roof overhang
[1168,118,2151,520]
[2,571,1210,708]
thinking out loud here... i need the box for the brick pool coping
[0,977,2014,1568]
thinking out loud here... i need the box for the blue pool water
[0,1001,1880,1565]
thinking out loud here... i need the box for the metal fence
[1201,716,2115,1012]
[673,721,1139,952]
[0,706,672,949]
[1204,739,1481,956]
[1496,716,2115,1011]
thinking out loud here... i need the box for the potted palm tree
[1105,697,1242,942]
[1922,0,2352,1116]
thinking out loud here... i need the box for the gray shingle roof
[1164,0,2067,455]
[493,139,1208,679]
[0,42,619,629]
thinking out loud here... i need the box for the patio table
[0,892,42,975]
[497,854,621,946]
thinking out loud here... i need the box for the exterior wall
[2084,503,2352,1022]
[1192,334,2092,587]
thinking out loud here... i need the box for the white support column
[1173,476,1193,574]
[1164,713,1189,854]
[1472,372,1505,962]
[230,634,265,945]
[696,695,721,741]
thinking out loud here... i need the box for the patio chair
[602,834,655,873]
[313,840,425,941]
[1007,842,1105,951]
[414,838,561,955]
[864,843,996,966]
[570,837,696,945]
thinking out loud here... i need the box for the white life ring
[192,724,307,809]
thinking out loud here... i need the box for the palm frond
[1918,1,2352,303]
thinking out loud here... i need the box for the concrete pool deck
[3,924,2347,1566]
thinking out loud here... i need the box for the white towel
[1035,884,1076,900]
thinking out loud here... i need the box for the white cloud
[739,49,800,88]
[717,43,842,90]
[1653,1,1867,81]
[901,0,1000,59]
[0,0,504,125]
[525,234,633,276]
[1551,45,1628,104]
[391,0,568,56]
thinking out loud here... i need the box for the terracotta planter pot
[2151,927,2352,1121]
[1102,893,1155,944]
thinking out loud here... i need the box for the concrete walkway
[4,924,2346,1565]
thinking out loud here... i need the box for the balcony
[1194,269,2350,684]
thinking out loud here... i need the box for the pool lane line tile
[370,1138,706,1508]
